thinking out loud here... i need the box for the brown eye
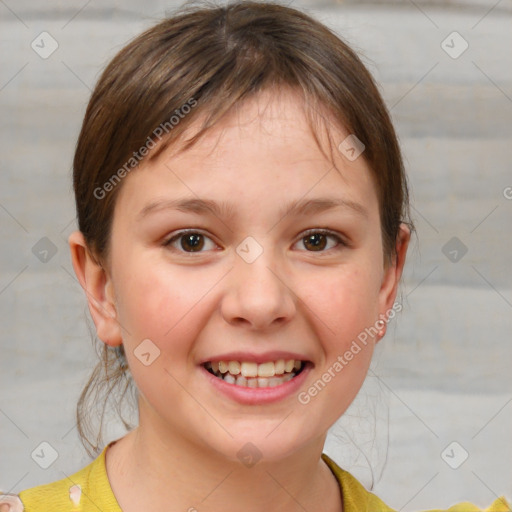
[180,233,204,252]
[298,230,345,252]
[165,231,216,253]
[303,233,328,251]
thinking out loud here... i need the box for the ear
[376,223,411,340]
[68,230,122,347]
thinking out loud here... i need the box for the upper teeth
[206,359,302,378]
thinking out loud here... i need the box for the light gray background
[1,0,511,510]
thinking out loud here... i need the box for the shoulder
[1,444,120,512]
[1,462,93,512]
[320,453,511,512]
[1,476,84,512]
[321,452,395,511]
[426,499,512,512]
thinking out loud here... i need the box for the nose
[220,250,296,331]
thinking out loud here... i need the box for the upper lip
[199,351,311,365]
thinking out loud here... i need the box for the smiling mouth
[203,359,306,388]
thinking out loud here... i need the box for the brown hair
[73,0,412,457]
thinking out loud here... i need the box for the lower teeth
[210,370,296,388]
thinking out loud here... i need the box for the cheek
[114,263,211,397]
[114,259,215,354]
[298,271,378,420]
[302,266,381,346]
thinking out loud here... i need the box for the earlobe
[377,223,411,338]
[68,230,123,347]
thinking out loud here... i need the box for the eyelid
[163,228,348,253]
[295,228,348,251]
[163,229,220,251]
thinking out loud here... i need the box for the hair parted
[73,0,413,457]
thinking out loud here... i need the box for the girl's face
[81,88,407,463]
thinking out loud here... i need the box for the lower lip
[200,363,312,405]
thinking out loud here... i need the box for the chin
[199,422,320,467]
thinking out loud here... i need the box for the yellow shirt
[1,443,509,512]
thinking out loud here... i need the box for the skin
[69,87,409,512]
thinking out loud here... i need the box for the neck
[106,421,342,512]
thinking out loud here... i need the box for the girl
[1,1,509,511]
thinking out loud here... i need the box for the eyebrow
[137,196,368,221]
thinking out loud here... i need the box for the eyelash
[300,229,347,252]
[163,228,347,254]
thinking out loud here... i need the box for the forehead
[115,88,379,221]
[170,88,348,164]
